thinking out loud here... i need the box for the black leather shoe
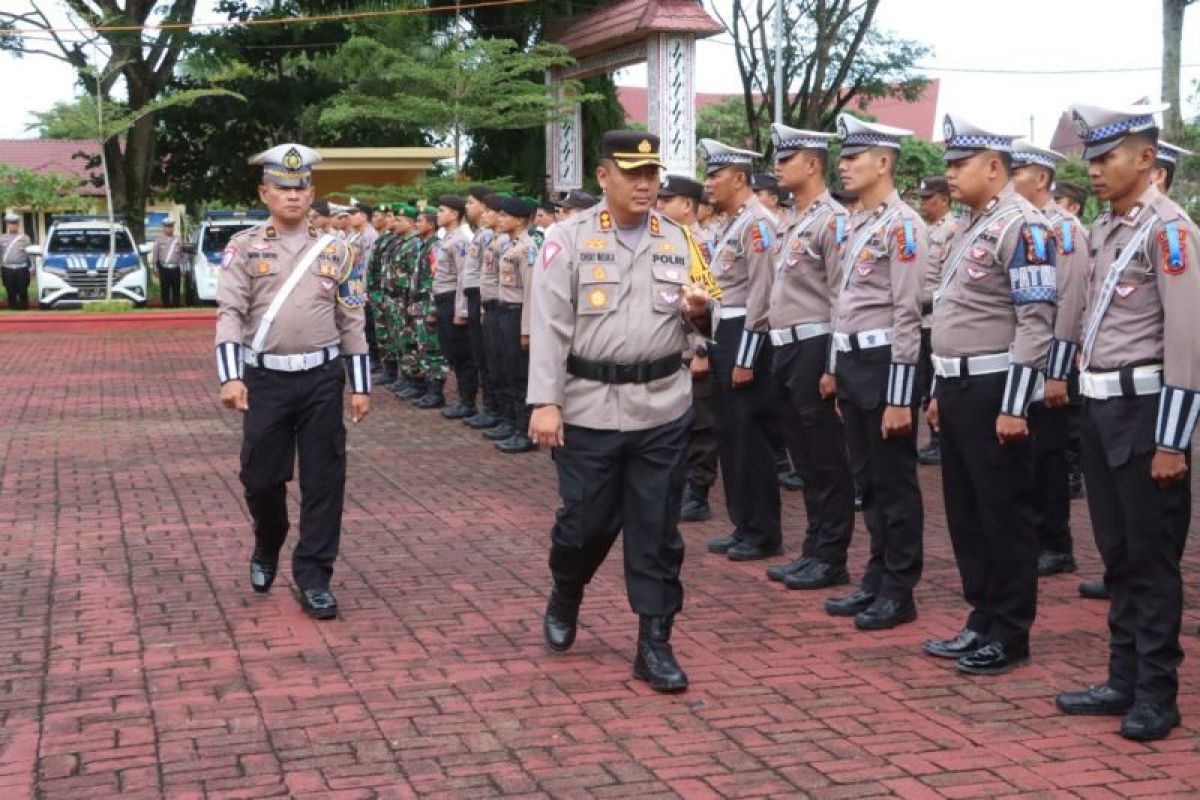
[464,410,499,429]
[1119,701,1180,741]
[1055,684,1133,716]
[783,561,850,590]
[250,556,278,594]
[825,588,876,616]
[778,471,804,491]
[496,433,537,454]
[1037,550,1077,576]
[766,557,811,582]
[299,588,338,620]
[855,598,917,630]
[706,533,740,554]
[727,541,784,561]
[441,401,476,420]
[679,483,712,522]
[632,616,688,693]
[543,589,581,652]
[483,422,515,441]
[1079,579,1110,600]
[922,628,984,659]
[413,392,445,409]
[917,440,941,465]
[956,641,1029,675]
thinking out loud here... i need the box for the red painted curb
[0,310,215,333]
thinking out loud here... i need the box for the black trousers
[549,411,691,616]
[240,359,347,591]
[937,372,1037,649]
[1029,402,1072,554]
[2,267,30,309]
[917,327,934,415]
[837,349,923,599]
[1081,396,1191,704]
[482,300,507,421]
[365,305,379,363]
[496,303,530,432]
[158,266,181,307]
[710,322,781,549]
[465,288,495,413]
[435,291,478,405]
[773,336,855,568]
[685,367,718,489]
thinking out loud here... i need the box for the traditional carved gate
[546,0,723,192]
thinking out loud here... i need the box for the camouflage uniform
[410,232,445,379]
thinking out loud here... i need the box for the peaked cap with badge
[1156,140,1194,168]
[560,188,599,210]
[836,114,912,156]
[1069,101,1167,160]
[249,143,322,188]
[1011,140,1066,171]
[941,114,1018,161]
[601,130,667,170]
[770,123,836,161]
[697,138,761,174]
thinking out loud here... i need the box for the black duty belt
[482,299,499,310]
[497,301,523,312]
[567,353,683,384]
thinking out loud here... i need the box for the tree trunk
[1161,0,1190,138]
[120,113,157,243]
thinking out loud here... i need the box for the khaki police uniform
[497,228,536,438]
[462,201,495,421]
[153,230,184,307]
[433,220,478,412]
[1,227,32,309]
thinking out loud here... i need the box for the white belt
[769,322,832,346]
[932,352,1009,378]
[719,306,747,320]
[1080,365,1163,400]
[833,328,892,353]
[245,345,340,372]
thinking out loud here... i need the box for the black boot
[378,359,399,387]
[679,482,712,522]
[543,587,582,651]
[396,376,426,399]
[917,431,941,465]
[413,378,446,409]
[633,616,688,693]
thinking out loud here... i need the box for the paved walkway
[1,324,1198,799]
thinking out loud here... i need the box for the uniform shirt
[711,195,776,368]
[768,189,847,330]
[0,233,31,267]
[433,225,471,318]
[215,222,367,357]
[1074,184,1200,450]
[462,227,491,291]
[528,202,697,431]
[480,231,509,303]
[348,225,378,270]
[153,233,183,268]
[1040,202,1089,380]
[931,183,1055,416]
[498,230,534,307]
[921,213,959,327]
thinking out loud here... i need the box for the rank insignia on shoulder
[1159,222,1188,274]
[751,220,772,253]
[1125,203,1143,222]
[1022,224,1050,264]
[264,225,278,239]
[649,215,662,236]
[599,211,613,231]
[895,218,917,262]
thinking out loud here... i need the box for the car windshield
[48,229,135,253]
[199,224,255,253]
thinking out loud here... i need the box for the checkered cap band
[776,136,830,151]
[841,132,902,148]
[945,134,1013,152]
[1081,114,1155,144]
[706,152,754,165]
[1012,151,1058,169]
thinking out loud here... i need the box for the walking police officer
[215,143,370,620]
[529,131,712,692]
[1,213,32,310]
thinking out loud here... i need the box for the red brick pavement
[1,324,1199,799]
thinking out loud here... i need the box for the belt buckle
[288,354,305,371]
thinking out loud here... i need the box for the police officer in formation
[914,176,958,465]
[153,217,185,308]
[1,213,32,310]
[215,143,370,621]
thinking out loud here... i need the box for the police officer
[757,124,857,593]
[818,116,925,628]
[560,189,599,219]
[461,187,499,429]
[923,115,1055,675]
[914,176,958,465]
[1011,140,1089,578]
[432,194,479,419]
[700,138,784,562]
[1053,181,1087,219]
[479,193,515,441]
[1053,102,1200,742]
[657,174,720,522]
[215,143,370,620]
[153,218,184,308]
[1,213,32,310]
[494,196,538,454]
[528,130,712,692]
[1152,141,1192,194]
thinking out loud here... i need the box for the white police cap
[1069,102,1167,161]
[3,213,19,223]
[941,114,1019,162]
[836,114,912,156]
[1156,140,1194,167]
[697,138,761,175]
[248,143,322,188]
[1011,140,1065,171]
[770,123,836,160]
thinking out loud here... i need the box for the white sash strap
[251,234,335,353]
[933,208,1023,305]
[841,209,901,291]
[1079,216,1158,370]
[774,207,824,274]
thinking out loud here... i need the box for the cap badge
[942,117,955,141]
[837,117,848,137]
[282,147,303,170]
[1071,111,1090,140]
[638,139,652,154]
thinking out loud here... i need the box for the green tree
[0,165,88,213]
[696,97,754,150]
[894,138,944,194]
[28,97,128,139]
[1161,0,1197,138]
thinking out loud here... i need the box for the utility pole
[773,0,784,125]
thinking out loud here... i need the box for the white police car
[27,216,152,308]
[186,210,268,303]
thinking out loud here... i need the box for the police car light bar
[52,214,127,223]
[202,210,270,220]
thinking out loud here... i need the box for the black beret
[468,185,493,201]
[916,176,950,197]
[751,173,779,192]
[499,195,536,217]
[658,174,704,203]
[438,194,466,212]
[1052,180,1088,206]
[560,189,598,210]
[353,201,374,215]
[483,192,508,211]
[311,199,331,216]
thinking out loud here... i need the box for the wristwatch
[693,344,709,358]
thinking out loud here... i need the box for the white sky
[1,0,1198,146]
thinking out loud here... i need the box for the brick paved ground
[1,322,1199,800]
